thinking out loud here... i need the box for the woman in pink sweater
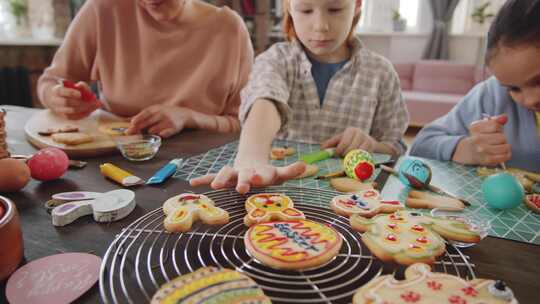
[38,0,253,138]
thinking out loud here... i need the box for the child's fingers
[484,143,511,156]
[477,133,507,145]
[321,134,341,149]
[211,166,237,188]
[483,152,512,165]
[189,174,217,187]
[276,161,307,180]
[336,129,355,155]
[344,131,364,155]
[237,168,255,194]
[470,119,504,134]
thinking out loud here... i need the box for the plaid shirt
[240,36,409,155]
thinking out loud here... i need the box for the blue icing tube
[146,158,183,185]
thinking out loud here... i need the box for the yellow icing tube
[100,163,144,186]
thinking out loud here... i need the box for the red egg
[27,148,69,181]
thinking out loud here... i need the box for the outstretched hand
[190,161,306,194]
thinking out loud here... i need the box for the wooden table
[1,105,539,303]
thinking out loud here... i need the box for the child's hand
[453,114,511,165]
[44,81,101,120]
[189,161,306,194]
[127,105,194,138]
[321,127,377,156]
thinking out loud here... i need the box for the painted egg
[0,158,30,192]
[343,149,375,181]
[27,148,69,181]
[482,173,524,210]
[398,158,432,189]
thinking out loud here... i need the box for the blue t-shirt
[308,55,348,105]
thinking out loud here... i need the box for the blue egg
[481,173,524,210]
[398,158,432,189]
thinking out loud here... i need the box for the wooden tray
[25,109,129,158]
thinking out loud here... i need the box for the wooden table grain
[1,105,539,303]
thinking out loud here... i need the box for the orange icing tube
[99,163,144,186]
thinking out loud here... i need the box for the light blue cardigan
[410,77,540,173]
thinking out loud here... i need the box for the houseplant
[8,0,29,36]
[392,9,406,32]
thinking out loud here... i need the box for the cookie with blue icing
[331,189,403,218]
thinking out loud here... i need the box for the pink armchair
[394,60,485,126]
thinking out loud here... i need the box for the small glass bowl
[430,209,491,248]
[115,135,161,161]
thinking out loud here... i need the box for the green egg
[481,173,524,210]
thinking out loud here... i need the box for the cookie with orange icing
[163,193,229,233]
[331,189,404,218]
[353,263,517,304]
[151,267,271,304]
[244,193,305,226]
[245,219,343,270]
[350,211,480,265]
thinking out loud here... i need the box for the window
[399,0,420,28]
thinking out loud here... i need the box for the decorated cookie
[51,132,93,145]
[343,149,375,181]
[245,219,343,270]
[98,121,131,136]
[331,189,403,218]
[270,146,296,160]
[151,267,271,304]
[163,193,229,232]
[350,211,480,265]
[353,263,517,304]
[244,193,305,226]
[330,177,376,193]
[525,194,540,214]
[406,190,465,211]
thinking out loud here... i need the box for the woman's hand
[321,127,377,156]
[127,105,195,138]
[43,81,101,120]
[190,161,306,194]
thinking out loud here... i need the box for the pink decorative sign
[6,253,101,304]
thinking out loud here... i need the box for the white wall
[356,0,503,66]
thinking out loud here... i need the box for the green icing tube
[299,148,335,164]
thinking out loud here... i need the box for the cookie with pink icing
[331,189,404,218]
[245,219,343,270]
[244,193,305,226]
[163,193,229,232]
[351,211,480,265]
[353,263,517,304]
